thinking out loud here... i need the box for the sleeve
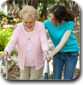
[40,24,49,52]
[4,29,18,55]
[66,21,74,31]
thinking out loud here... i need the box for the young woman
[0,5,50,80]
[44,5,79,79]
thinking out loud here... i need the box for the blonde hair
[19,5,39,21]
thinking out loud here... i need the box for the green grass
[0,51,3,55]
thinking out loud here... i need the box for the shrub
[0,51,3,55]
[0,11,6,21]
[0,27,13,51]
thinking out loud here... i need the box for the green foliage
[0,11,6,26]
[37,0,56,3]
[0,51,3,55]
[50,72,53,79]
[0,11,6,20]
[77,17,79,23]
[0,28,13,51]
[7,13,14,23]
[0,11,6,16]
[69,0,73,2]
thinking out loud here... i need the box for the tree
[64,0,70,9]
[37,0,56,19]
[61,0,79,26]
[72,2,78,26]
[7,0,79,24]
[42,1,47,20]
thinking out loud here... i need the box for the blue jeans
[53,51,79,80]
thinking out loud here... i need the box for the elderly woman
[0,6,50,80]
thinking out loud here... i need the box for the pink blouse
[25,31,35,66]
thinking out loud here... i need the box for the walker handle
[0,58,4,73]
[0,58,4,62]
[44,58,49,79]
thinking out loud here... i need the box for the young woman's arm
[50,30,72,57]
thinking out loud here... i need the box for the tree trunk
[32,0,38,9]
[19,0,22,10]
[12,0,16,9]
[64,0,70,9]
[22,0,25,6]
[72,2,78,26]
[43,1,47,20]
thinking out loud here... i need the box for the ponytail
[65,9,75,22]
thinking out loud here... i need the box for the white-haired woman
[0,5,50,80]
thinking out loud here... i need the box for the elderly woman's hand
[0,50,9,60]
[43,50,51,62]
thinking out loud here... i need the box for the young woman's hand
[0,50,9,60]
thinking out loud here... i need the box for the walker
[0,58,8,79]
[0,58,49,80]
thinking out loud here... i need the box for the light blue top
[44,19,79,52]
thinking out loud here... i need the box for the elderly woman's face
[23,20,35,29]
